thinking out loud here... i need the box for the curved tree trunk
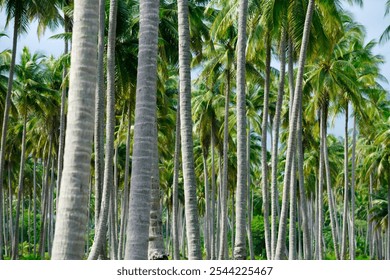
[275,0,315,260]
[234,0,249,260]
[88,0,118,260]
[124,0,160,260]
[51,0,99,259]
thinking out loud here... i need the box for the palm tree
[51,0,100,259]
[124,0,160,260]
[233,0,248,260]
[177,0,202,260]
[380,0,390,43]
[88,0,119,260]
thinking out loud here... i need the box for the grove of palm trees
[0,0,389,260]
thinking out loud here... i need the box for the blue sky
[1,0,389,137]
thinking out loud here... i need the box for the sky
[0,0,389,137]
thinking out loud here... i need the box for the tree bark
[350,116,357,260]
[341,103,349,260]
[234,0,249,260]
[51,0,99,259]
[124,0,160,260]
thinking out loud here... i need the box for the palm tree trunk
[51,0,99,259]
[124,0,160,260]
[148,123,167,260]
[177,0,202,260]
[210,124,216,260]
[219,71,230,260]
[202,148,211,259]
[94,0,106,245]
[172,103,181,260]
[341,103,349,260]
[289,156,297,260]
[11,114,28,260]
[0,11,20,260]
[271,28,287,260]
[56,12,70,210]
[89,0,118,260]
[275,0,315,260]
[262,37,273,260]
[247,124,254,260]
[118,104,132,260]
[350,115,357,260]
[234,0,249,260]
[368,172,374,259]
[33,158,37,256]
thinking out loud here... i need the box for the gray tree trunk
[262,39,273,260]
[350,116,357,260]
[275,0,315,260]
[219,72,230,260]
[202,148,211,259]
[94,0,106,244]
[88,0,118,260]
[124,0,160,260]
[234,0,248,260]
[51,0,99,259]
[341,104,349,259]
[0,11,20,260]
[11,114,27,259]
[172,103,181,260]
[247,124,254,260]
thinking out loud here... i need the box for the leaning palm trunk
[88,0,118,260]
[11,114,27,260]
[0,11,20,260]
[234,0,249,260]
[51,0,99,259]
[275,0,315,260]
[124,0,160,260]
[178,0,202,260]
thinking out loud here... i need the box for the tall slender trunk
[94,0,106,234]
[262,37,272,260]
[124,0,160,259]
[368,172,374,259]
[350,115,357,260]
[51,0,99,259]
[177,0,202,260]
[0,11,20,260]
[297,92,311,260]
[210,124,216,260]
[234,0,249,260]
[8,165,13,256]
[275,0,315,260]
[202,148,211,259]
[271,29,287,260]
[33,158,37,256]
[11,114,28,260]
[56,13,70,210]
[247,124,254,260]
[219,71,230,260]
[341,103,349,259]
[317,107,326,260]
[172,103,181,260]
[289,156,297,260]
[40,135,53,259]
[118,103,132,259]
[88,0,118,260]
